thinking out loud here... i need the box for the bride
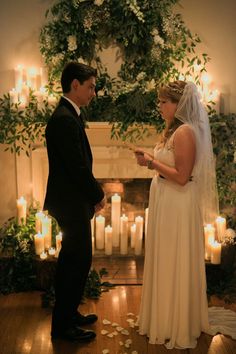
[135,81,236,349]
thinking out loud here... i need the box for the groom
[44,62,105,341]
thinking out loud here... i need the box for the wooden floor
[0,257,236,354]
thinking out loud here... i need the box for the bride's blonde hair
[158,80,187,145]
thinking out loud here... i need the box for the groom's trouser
[51,216,92,333]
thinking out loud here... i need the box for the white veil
[175,82,219,224]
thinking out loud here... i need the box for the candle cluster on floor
[204,216,233,264]
[91,193,149,256]
[16,196,62,260]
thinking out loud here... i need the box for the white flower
[94,0,104,5]
[67,35,77,51]
[51,53,64,66]
[225,228,236,239]
[145,79,156,91]
[136,72,146,81]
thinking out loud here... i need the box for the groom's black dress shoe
[73,312,98,326]
[51,326,96,342]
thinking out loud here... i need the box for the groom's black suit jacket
[44,97,104,221]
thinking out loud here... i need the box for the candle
[95,215,105,249]
[204,224,215,260]
[55,232,62,254]
[92,236,95,255]
[111,193,121,247]
[145,207,149,240]
[120,214,128,255]
[16,196,27,225]
[9,88,18,104]
[130,224,136,248]
[42,215,52,250]
[105,225,113,255]
[91,215,95,238]
[215,216,226,242]
[26,67,37,90]
[40,251,47,260]
[35,211,45,233]
[34,87,46,109]
[48,247,56,256]
[14,64,24,92]
[211,241,222,264]
[34,232,45,255]
[134,216,143,255]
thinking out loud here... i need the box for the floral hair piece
[166,83,184,95]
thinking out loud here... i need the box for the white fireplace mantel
[15,122,158,208]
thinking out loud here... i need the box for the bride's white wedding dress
[138,133,236,349]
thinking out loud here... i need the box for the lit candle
[211,241,222,264]
[120,214,128,255]
[26,67,37,91]
[204,224,215,260]
[105,225,113,255]
[56,231,62,252]
[40,251,47,260]
[42,215,52,250]
[34,232,45,255]
[16,196,27,225]
[111,193,121,247]
[91,215,95,238]
[9,88,18,104]
[145,207,149,240]
[130,224,136,248]
[134,216,143,256]
[95,215,105,249]
[48,247,56,256]
[35,211,45,233]
[92,236,95,255]
[14,64,24,92]
[215,216,226,242]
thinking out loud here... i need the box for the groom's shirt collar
[63,96,81,117]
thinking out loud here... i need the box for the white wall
[0,0,235,225]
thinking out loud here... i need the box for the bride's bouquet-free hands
[124,142,153,167]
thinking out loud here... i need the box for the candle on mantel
[40,251,47,260]
[35,211,45,233]
[145,207,149,240]
[42,215,52,250]
[14,64,24,92]
[16,196,27,225]
[56,231,62,252]
[120,214,128,255]
[95,215,105,249]
[130,224,136,248]
[134,216,143,256]
[111,193,121,247]
[9,88,18,104]
[211,241,222,264]
[105,225,113,256]
[204,224,215,260]
[34,232,45,255]
[215,216,226,242]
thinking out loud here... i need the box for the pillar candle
[48,247,56,256]
[35,211,45,233]
[92,236,95,255]
[111,193,121,247]
[16,196,27,225]
[14,64,24,92]
[145,207,149,240]
[26,67,37,91]
[120,214,128,255]
[9,88,18,104]
[42,215,52,250]
[34,232,45,255]
[215,216,226,242]
[95,215,105,249]
[204,224,215,260]
[130,224,136,248]
[105,225,113,255]
[56,231,62,251]
[134,216,143,256]
[211,241,222,264]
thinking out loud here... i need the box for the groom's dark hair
[61,61,97,93]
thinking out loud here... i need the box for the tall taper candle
[95,215,105,249]
[111,193,121,247]
[120,214,128,255]
[105,225,113,255]
[16,196,27,225]
[134,216,143,256]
